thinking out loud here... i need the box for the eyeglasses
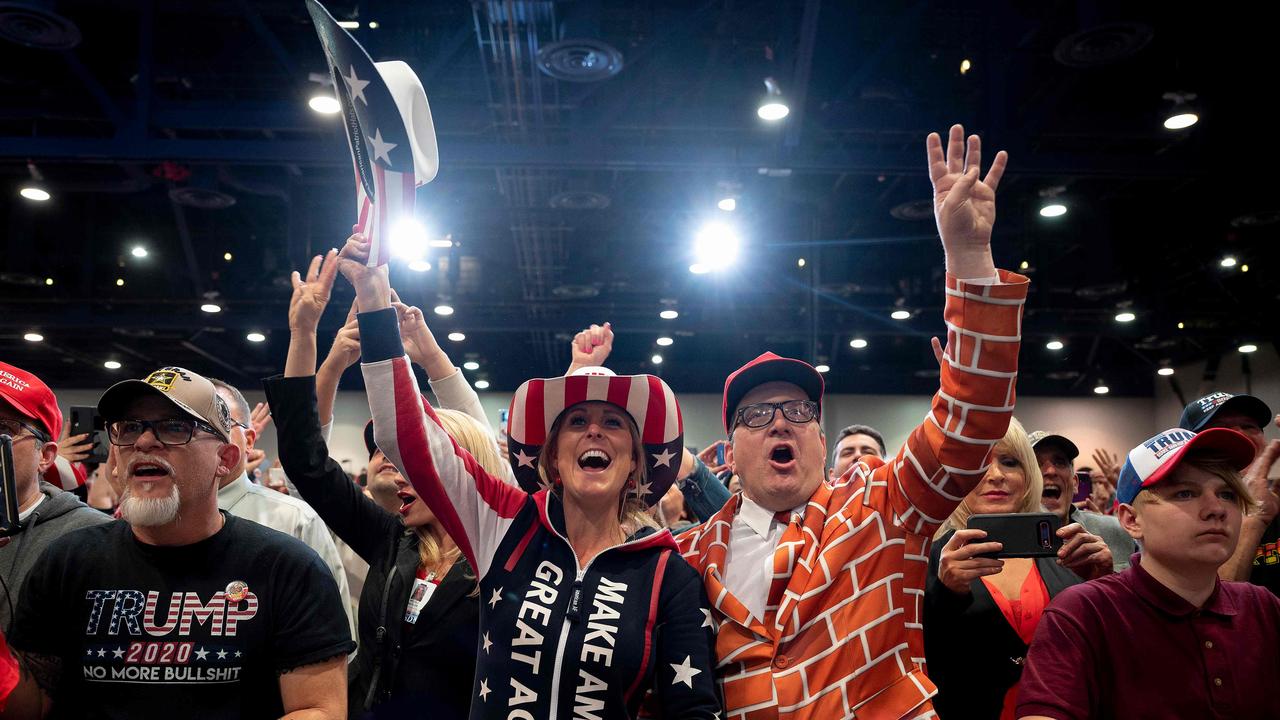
[107,418,220,447]
[0,418,48,443]
[734,400,819,429]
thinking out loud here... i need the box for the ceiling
[1,0,1275,401]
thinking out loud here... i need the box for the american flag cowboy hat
[306,0,439,268]
[506,367,684,507]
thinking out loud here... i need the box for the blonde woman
[266,253,507,720]
[336,235,720,720]
[922,418,1112,719]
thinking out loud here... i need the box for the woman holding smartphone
[336,235,720,719]
[922,418,1112,719]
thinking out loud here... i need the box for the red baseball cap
[0,361,62,440]
[722,352,824,434]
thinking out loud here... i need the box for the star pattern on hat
[342,64,370,105]
[652,448,676,467]
[632,477,653,499]
[369,128,397,166]
[514,449,537,468]
[670,655,702,688]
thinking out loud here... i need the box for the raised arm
[393,300,493,437]
[336,235,527,579]
[272,251,401,563]
[871,125,1027,535]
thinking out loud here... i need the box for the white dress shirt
[722,494,801,622]
[217,474,357,644]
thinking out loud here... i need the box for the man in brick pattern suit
[675,124,1029,719]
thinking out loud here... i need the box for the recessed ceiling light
[814,364,830,373]
[1114,312,1136,323]
[131,246,148,258]
[474,379,490,389]
[367,20,379,29]
[433,304,454,316]
[688,263,710,274]
[408,260,432,272]
[1220,256,1237,268]
[1239,344,1258,354]
[246,332,266,343]
[659,309,679,320]
[1039,203,1067,218]
[656,336,674,347]
[1157,367,1175,376]
[23,332,43,342]
[1242,264,1250,273]
[651,354,664,364]
[717,197,737,212]
[797,258,806,268]
[1163,112,1198,130]
[1176,322,1185,329]
[1019,260,1030,271]
[19,186,50,202]
[960,58,972,75]
[223,252,233,261]
[890,310,911,320]
[447,332,465,342]
[308,95,341,114]
[337,20,359,29]
[115,278,125,287]
[463,361,480,370]
[103,360,122,370]
[1093,384,1110,395]
[44,277,53,286]
[1046,340,1064,351]
[200,303,222,314]
[849,338,868,349]
[757,102,789,121]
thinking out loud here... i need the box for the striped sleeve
[358,308,527,579]
[876,269,1028,535]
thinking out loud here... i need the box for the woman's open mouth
[397,491,417,515]
[577,449,612,473]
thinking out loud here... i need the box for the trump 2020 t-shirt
[10,514,354,719]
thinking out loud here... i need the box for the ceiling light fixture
[23,332,43,342]
[1039,203,1067,218]
[407,260,432,272]
[1157,367,1175,376]
[890,310,911,320]
[200,303,222,314]
[103,360,122,370]
[246,332,266,343]
[447,332,465,342]
[659,309,679,320]
[651,354,664,364]
[815,364,830,373]
[1220,256,1237,268]
[656,336,674,347]
[463,361,480,370]
[19,186,50,202]
[474,379,490,389]
[1093,383,1110,395]
[756,77,790,121]
[1114,312,1136,323]
[308,95,341,114]
[717,197,737,212]
[850,338,868,349]
[433,304,454,316]
[692,221,741,271]
[1239,344,1258,354]
[1046,340,1064,351]
[131,246,148,258]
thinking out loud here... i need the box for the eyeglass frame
[732,399,820,430]
[0,418,50,444]
[106,417,223,447]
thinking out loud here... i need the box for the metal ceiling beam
[0,135,1197,178]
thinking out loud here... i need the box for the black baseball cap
[1179,392,1272,432]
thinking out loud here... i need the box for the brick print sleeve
[358,308,527,579]
[877,270,1029,535]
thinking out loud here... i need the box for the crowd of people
[1,125,1277,719]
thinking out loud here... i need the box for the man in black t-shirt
[3,367,354,719]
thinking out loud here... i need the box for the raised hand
[1243,439,1280,525]
[289,249,340,334]
[249,402,272,437]
[569,322,614,372]
[1091,448,1122,487]
[697,440,732,476]
[336,229,391,310]
[322,300,362,371]
[938,528,1004,594]
[392,302,441,364]
[57,431,95,464]
[927,124,1007,278]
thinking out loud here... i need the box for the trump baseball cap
[0,361,61,440]
[1179,391,1272,432]
[722,352,824,435]
[1027,430,1080,460]
[97,367,234,441]
[1116,427,1256,505]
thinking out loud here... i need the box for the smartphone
[1,435,22,536]
[267,467,288,493]
[1072,471,1093,504]
[68,405,109,465]
[715,443,726,466]
[968,512,1063,559]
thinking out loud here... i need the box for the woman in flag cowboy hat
[335,234,721,719]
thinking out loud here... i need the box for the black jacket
[264,374,480,720]
[923,529,1083,719]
